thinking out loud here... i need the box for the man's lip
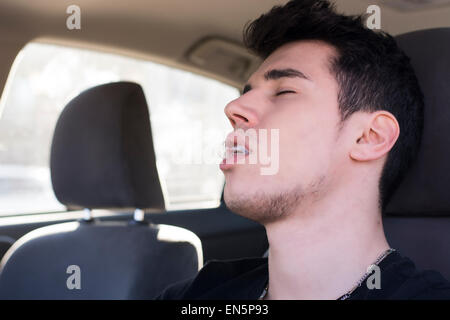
[221,130,256,171]
[219,158,232,171]
[224,132,250,153]
[220,152,249,171]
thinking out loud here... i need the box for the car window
[0,42,238,216]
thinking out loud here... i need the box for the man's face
[221,40,349,224]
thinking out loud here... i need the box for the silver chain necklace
[258,248,396,300]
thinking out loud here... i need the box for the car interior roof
[1,0,450,94]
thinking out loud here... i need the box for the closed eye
[276,90,296,96]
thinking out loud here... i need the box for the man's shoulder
[156,257,268,300]
[359,251,450,300]
[394,268,450,300]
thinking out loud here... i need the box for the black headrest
[385,28,450,216]
[50,82,165,210]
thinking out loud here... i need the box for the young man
[158,0,450,299]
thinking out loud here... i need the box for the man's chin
[223,188,260,220]
[223,188,303,224]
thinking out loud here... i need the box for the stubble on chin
[224,176,326,224]
[224,186,304,224]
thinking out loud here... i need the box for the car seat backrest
[384,28,450,280]
[0,82,202,299]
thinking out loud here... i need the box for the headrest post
[83,208,93,221]
[134,208,145,222]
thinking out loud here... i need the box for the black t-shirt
[157,251,450,300]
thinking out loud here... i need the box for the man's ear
[350,111,400,162]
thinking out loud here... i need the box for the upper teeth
[230,145,249,154]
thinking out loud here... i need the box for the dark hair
[243,0,424,210]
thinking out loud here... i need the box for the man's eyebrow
[264,68,310,81]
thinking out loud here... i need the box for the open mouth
[220,142,250,171]
[220,130,255,171]
[228,144,249,156]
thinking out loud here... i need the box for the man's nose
[224,96,258,129]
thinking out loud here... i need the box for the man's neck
[264,189,390,300]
